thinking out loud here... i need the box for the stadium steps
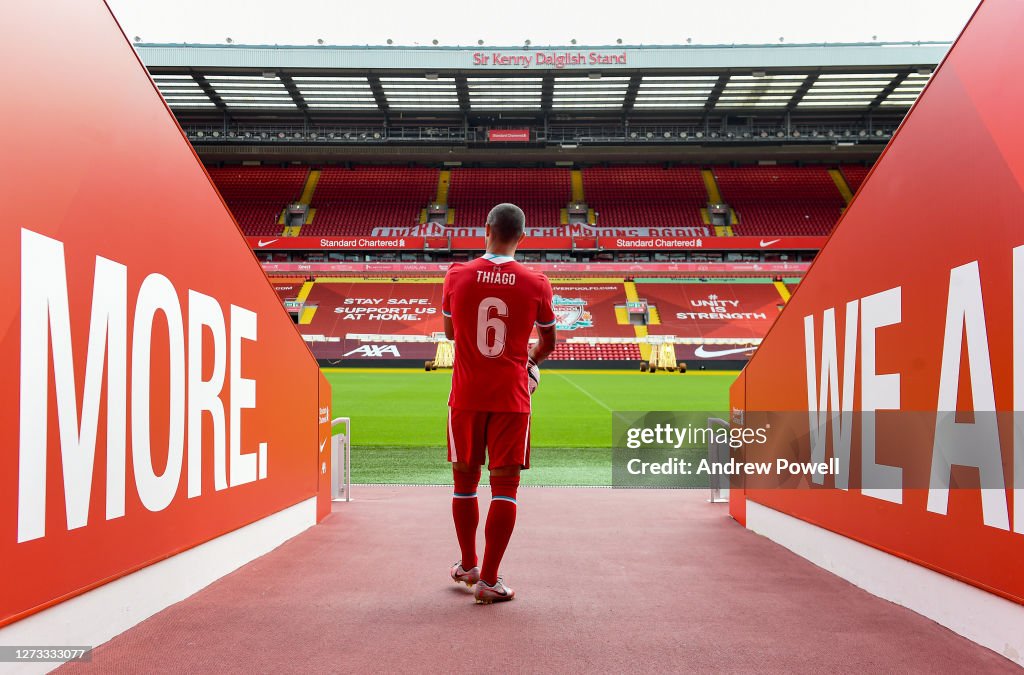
[300,169,321,205]
[587,208,595,224]
[773,280,792,303]
[296,281,318,324]
[419,208,427,224]
[570,169,585,202]
[436,170,451,205]
[305,207,316,225]
[560,208,569,225]
[614,306,630,324]
[446,208,455,224]
[648,305,661,325]
[701,168,724,202]
[283,225,302,237]
[623,281,652,360]
[828,168,854,205]
[296,281,315,303]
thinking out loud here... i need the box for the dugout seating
[712,165,845,236]
[207,166,308,235]
[303,166,438,236]
[448,168,570,228]
[549,342,641,361]
[582,165,708,230]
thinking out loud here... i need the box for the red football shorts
[447,407,531,470]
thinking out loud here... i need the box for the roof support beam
[455,74,471,113]
[367,74,389,115]
[191,72,228,115]
[622,73,642,115]
[540,73,554,113]
[278,72,310,123]
[785,73,818,111]
[703,74,729,114]
[868,72,909,111]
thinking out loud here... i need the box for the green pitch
[325,368,735,486]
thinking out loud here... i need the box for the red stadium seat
[448,168,569,229]
[583,165,708,230]
[304,166,438,236]
[712,165,844,236]
[207,166,308,235]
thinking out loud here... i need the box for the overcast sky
[107,0,978,47]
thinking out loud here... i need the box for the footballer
[441,202,557,604]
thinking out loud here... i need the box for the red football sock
[480,473,520,585]
[452,467,482,568]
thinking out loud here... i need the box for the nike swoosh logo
[759,239,781,247]
[320,438,327,453]
[694,345,756,358]
[257,239,279,247]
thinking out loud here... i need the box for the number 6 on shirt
[477,296,508,357]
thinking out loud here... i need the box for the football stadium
[3,0,1023,671]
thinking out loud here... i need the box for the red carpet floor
[64,487,1016,673]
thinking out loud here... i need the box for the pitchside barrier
[729,0,1024,665]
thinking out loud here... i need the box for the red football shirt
[442,254,556,413]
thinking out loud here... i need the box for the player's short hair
[486,203,526,243]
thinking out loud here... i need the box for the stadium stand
[841,164,871,194]
[713,165,844,236]
[448,168,570,228]
[304,166,438,235]
[207,166,308,235]
[582,165,709,230]
[638,280,785,340]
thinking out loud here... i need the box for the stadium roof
[140,41,946,118]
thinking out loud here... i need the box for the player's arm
[529,323,556,365]
[442,266,455,339]
[529,276,558,365]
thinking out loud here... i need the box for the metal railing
[331,417,352,502]
[706,416,731,503]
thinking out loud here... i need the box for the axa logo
[344,344,401,358]
[17,228,268,543]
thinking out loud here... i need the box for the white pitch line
[550,372,613,412]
